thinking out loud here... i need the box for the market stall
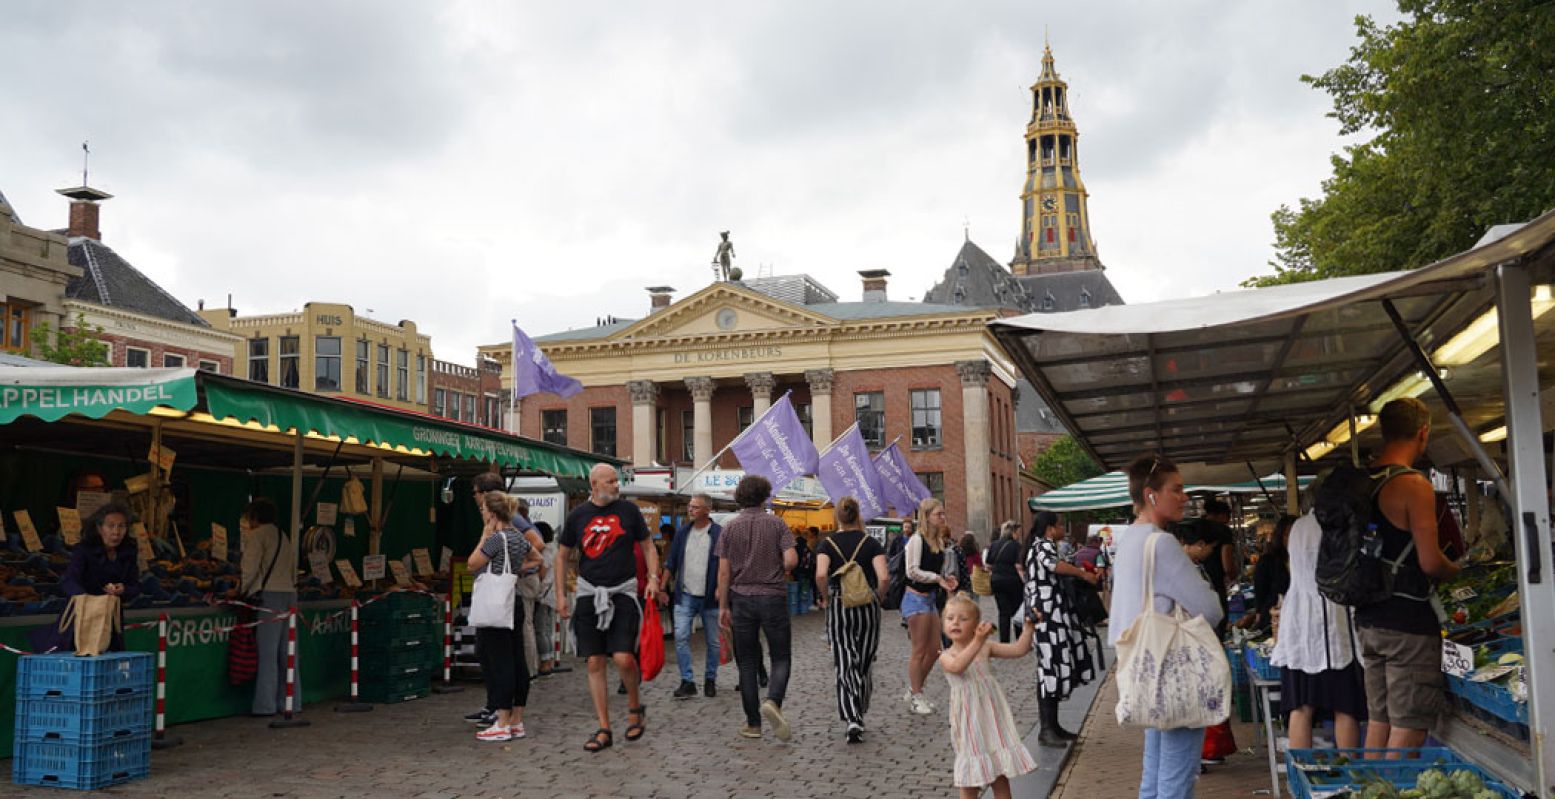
[990,208,1555,798]
[0,366,617,754]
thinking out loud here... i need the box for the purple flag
[512,322,582,400]
[729,393,819,492]
[872,441,931,517]
[817,424,887,521]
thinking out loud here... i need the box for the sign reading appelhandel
[0,367,198,424]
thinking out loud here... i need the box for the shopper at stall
[1356,398,1460,754]
[466,473,547,725]
[556,463,658,752]
[1177,522,1238,767]
[38,501,141,654]
[717,474,797,741]
[815,495,889,743]
[903,497,958,716]
[1270,511,1366,750]
[659,493,723,700]
[1109,454,1223,799]
[1248,515,1293,633]
[468,491,541,742]
[985,521,1026,643]
[237,498,298,717]
[1024,511,1097,746]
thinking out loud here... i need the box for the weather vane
[81,141,90,186]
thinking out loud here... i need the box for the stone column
[627,380,659,467]
[805,368,834,449]
[685,376,716,468]
[956,360,993,536]
[744,371,776,418]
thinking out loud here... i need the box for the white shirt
[1270,514,1357,673]
[681,522,713,597]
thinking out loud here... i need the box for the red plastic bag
[718,626,733,666]
[637,599,664,682]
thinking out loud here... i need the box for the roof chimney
[56,185,113,241]
[858,269,890,303]
[646,285,676,314]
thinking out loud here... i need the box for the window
[656,408,668,462]
[163,353,186,368]
[797,402,813,439]
[485,394,501,427]
[314,336,341,391]
[463,393,475,422]
[591,407,617,457]
[355,340,369,394]
[278,336,300,389]
[1079,289,1092,308]
[917,471,945,503]
[681,409,695,462]
[738,406,753,433]
[1042,293,1056,311]
[126,347,150,368]
[449,392,462,421]
[542,410,567,446]
[198,360,220,373]
[910,389,942,448]
[395,349,409,401]
[248,338,269,383]
[415,354,427,404]
[375,344,389,398]
[433,388,446,417]
[854,391,885,448]
[0,302,31,352]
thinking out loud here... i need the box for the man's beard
[594,489,618,504]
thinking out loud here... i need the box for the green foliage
[1246,0,1555,287]
[29,313,110,367]
[1028,434,1103,489]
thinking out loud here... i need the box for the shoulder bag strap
[492,530,510,576]
[1140,532,1162,616]
[257,528,285,593]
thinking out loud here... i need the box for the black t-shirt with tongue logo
[559,498,650,587]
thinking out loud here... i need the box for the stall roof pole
[370,458,384,559]
[290,430,304,591]
[1347,412,1361,468]
[1493,263,1554,798]
[1283,452,1298,513]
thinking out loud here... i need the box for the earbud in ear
[1148,494,1158,507]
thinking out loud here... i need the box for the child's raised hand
[975,621,995,640]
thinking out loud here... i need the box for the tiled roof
[805,300,975,320]
[923,239,1124,313]
[66,239,209,327]
[533,319,637,343]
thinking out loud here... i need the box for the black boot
[1036,698,1067,747]
[1049,697,1079,740]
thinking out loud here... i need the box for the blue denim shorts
[901,589,937,619]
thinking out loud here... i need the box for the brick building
[429,356,506,428]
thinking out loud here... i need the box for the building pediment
[616,283,836,341]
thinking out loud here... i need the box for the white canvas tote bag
[469,530,518,629]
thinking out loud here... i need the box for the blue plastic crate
[1224,643,1248,685]
[1244,646,1280,681]
[1286,758,1518,799]
[1285,747,1466,768]
[14,693,154,744]
[16,653,154,700]
[12,733,151,790]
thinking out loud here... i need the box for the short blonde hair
[944,593,981,622]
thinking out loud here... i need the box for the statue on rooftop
[712,231,736,281]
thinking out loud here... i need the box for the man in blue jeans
[658,493,722,699]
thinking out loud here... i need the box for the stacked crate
[12,652,155,790]
[359,592,440,703]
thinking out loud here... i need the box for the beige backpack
[829,536,874,608]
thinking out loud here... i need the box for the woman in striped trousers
[814,496,891,743]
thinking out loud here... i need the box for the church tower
[1010,44,1102,276]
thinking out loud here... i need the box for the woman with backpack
[815,496,890,743]
[985,521,1026,643]
[1025,511,1098,746]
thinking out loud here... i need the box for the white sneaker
[909,693,935,715]
[475,724,513,742]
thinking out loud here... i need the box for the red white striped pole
[431,593,463,694]
[270,608,310,727]
[150,613,183,749]
[336,602,372,711]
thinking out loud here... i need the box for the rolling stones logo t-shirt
[559,499,650,587]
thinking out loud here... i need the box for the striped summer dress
[947,655,1037,788]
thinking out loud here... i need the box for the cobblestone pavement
[14,597,1054,799]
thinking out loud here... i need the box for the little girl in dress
[939,593,1039,799]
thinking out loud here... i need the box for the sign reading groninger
[0,367,198,424]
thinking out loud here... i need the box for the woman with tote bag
[467,492,542,743]
[1107,454,1226,799]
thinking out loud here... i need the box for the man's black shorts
[573,593,641,657]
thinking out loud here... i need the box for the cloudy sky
[2,0,1396,363]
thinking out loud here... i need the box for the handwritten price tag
[362,555,387,581]
[412,547,435,576]
[15,510,42,552]
[343,517,356,538]
[211,523,229,562]
[1450,586,1477,602]
[335,559,363,588]
[75,491,110,519]
[309,551,334,584]
[316,502,338,526]
[439,547,452,573]
[132,522,155,567]
[147,443,176,472]
[389,560,413,587]
[1441,640,1475,677]
[57,508,82,546]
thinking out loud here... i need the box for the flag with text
[817,424,887,521]
[872,441,932,517]
[728,393,819,492]
[512,322,582,400]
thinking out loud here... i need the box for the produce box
[1245,646,1280,682]
[14,693,153,744]
[359,673,430,705]
[1285,756,1517,799]
[359,628,439,653]
[16,653,153,700]
[12,732,151,790]
[358,591,438,619]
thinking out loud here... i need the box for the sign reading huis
[0,367,198,424]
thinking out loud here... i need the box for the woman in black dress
[1023,511,1097,746]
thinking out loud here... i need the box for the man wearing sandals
[556,463,659,752]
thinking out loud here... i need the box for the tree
[1246,0,1555,286]
[29,313,110,367]
[1027,434,1103,489]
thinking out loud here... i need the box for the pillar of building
[744,371,776,418]
[685,376,716,468]
[627,379,659,467]
[804,368,834,449]
[956,360,993,536]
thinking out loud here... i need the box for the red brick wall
[520,384,630,459]
[89,331,233,374]
[1017,431,1064,472]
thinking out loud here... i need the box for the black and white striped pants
[827,593,881,726]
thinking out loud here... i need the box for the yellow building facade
[199,302,433,413]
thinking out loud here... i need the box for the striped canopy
[1029,471,1315,512]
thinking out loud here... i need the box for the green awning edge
[0,367,198,424]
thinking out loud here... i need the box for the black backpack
[1313,464,1420,607]
[881,542,907,611]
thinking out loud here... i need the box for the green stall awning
[201,378,606,478]
[1028,471,1316,512]
[0,367,198,423]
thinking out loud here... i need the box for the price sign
[389,559,413,587]
[439,547,452,573]
[1450,586,1477,602]
[75,491,110,519]
[57,508,82,546]
[343,517,356,538]
[362,555,387,581]
[309,551,334,584]
[15,510,42,552]
[211,523,229,562]
[132,522,155,567]
[1441,640,1475,677]
[412,547,435,576]
[147,443,176,472]
[316,502,338,526]
[336,559,363,588]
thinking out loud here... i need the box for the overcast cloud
[1,0,1396,362]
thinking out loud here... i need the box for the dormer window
[1079,289,1091,308]
[957,259,969,276]
[1042,293,1056,311]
